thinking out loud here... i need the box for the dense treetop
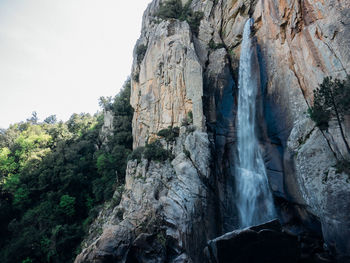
[0,79,133,263]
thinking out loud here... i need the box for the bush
[128,146,145,162]
[156,0,182,19]
[209,39,225,50]
[133,72,140,83]
[128,140,174,163]
[144,140,174,161]
[181,111,193,126]
[136,44,147,65]
[157,126,180,143]
[156,0,204,36]
[185,9,204,36]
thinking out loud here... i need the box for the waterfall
[235,18,276,228]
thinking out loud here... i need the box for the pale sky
[0,0,151,128]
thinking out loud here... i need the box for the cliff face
[76,0,350,262]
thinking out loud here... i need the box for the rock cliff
[76,0,350,262]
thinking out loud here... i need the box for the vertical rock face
[248,0,350,259]
[77,0,350,262]
[131,2,204,148]
[76,128,217,263]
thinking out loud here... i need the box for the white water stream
[235,18,276,228]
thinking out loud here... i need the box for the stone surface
[205,219,300,263]
[131,18,204,148]
[77,0,350,261]
[99,110,114,146]
[75,129,217,262]
[205,219,336,263]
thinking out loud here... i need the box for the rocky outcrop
[205,219,334,263]
[77,0,350,262]
[99,110,114,146]
[76,128,218,262]
[131,4,204,148]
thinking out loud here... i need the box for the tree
[27,112,39,124]
[0,77,134,263]
[59,195,76,217]
[43,115,57,124]
[308,75,350,154]
[155,0,204,36]
[156,0,182,20]
[98,96,113,111]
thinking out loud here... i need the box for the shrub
[187,111,193,123]
[143,140,174,162]
[185,9,204,36]
[157,126,180,143]
[156,0,204,36]
[128,146,145,162]
[133,72,140,83]
[209,39,225,50]
[156,0,182,19]
[136,44,148,65]
[129,140,174,163]
[181,111,193,126]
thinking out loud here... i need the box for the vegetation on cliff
[156,0,204,36]
[308,75,350,173]
[0,80,133,263]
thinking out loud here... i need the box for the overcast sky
[0,0,151,128]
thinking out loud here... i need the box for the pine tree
[308,75,350,155]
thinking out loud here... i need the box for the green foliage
[187,111,193,123]
[143,140,174,162]
[156,0,204,36]
[157,126,180,143]
[228,48,235,57]
[133,71,140,83]
[43,115,57,124]
[181,111,193,126]
[0,78,133,263]
[309,76,350,128]
[156,0,182,20]
[12,187,30,209]
[128,146,145,162]
[129,140,174,163]
[136,44,148,65]
[98,96,113,111]
[308,75,350,153]
[67,113,97,136]
[59,195,76,217]
[209,39,225,50]
[27,111,39,124]
[308,101,330,130]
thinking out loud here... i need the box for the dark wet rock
[205,219,299,263]
[205,219,337,263]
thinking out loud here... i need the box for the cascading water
[235,18,276,228]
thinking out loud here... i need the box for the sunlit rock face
[131,16,204,148]
[76,0,350,262]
